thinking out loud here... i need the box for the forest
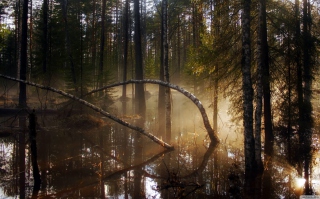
[0,0,320,198]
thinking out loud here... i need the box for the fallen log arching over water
[86,79,219,144]
[0,74,173,149]
[0,75,219,148]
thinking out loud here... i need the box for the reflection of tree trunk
[29,111,41,195]
[99,130,105,199]
[19,116,26,199]
[182,143,217,179]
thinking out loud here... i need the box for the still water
[0,112,319,199]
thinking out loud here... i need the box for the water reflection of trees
[0,116,315,198]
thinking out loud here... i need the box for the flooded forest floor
[0,86,320,198]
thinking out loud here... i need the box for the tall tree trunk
[133,0,146,117]
[302,0,313,194]
[158,2,165,137]
[261,0,274,157]
[99,0,107,95]
[255,0,267,172]
[42,0,48,73]
[133,0,146,197]
[29,0,33,74]
[61,0,77,91]
[122,0,129,105]
[162,0,171,142]
[19,0,28,108]
[241,0,255,196]
[295,0,304,177]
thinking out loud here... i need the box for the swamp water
[0,113,319,199]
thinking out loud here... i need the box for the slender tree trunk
[29,110,41,195]
[302,0,313,194]
[122,0,129,103]
[241,0,255,174]
[241,0,256,196]
[42,0,48,73]
[133,0,146,196]
[162,0,171,142]
[99,0,107,95]
[19,0,29,108]
[133,0,146,117]
[295,0,304,177]
[29,0,33,74]
[61,0,77,91]
[19,116,26,199]
[255,0,267,172]
[158,2,165,137]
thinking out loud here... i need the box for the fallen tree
[86,79,219,144]
[0,75,219,148]
[0,74,173,149]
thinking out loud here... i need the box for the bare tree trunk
[19,0,28,108]
[61,0,77,91]
[255,0,267,172]
[42,0,48,73]
[241,0,255,174]
[162,0,171,142]
[98,0,107,95]
[133,0,146,117]
[302,0,313,194]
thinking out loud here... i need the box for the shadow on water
[0,113,319,198]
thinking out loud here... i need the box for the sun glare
[295,178,306,188]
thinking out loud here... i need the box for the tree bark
[61,0,77,91]
[241,0,255,176]
[302,0,313,194]
[42,0,48,73]
[98,0,107,94]
[133,0,146,117]
[162,0,171,142]
[19,0,29,108]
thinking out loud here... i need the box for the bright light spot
[295,178,306,188]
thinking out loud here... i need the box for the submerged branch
[0,74,173,149]
[86,79,219,144]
